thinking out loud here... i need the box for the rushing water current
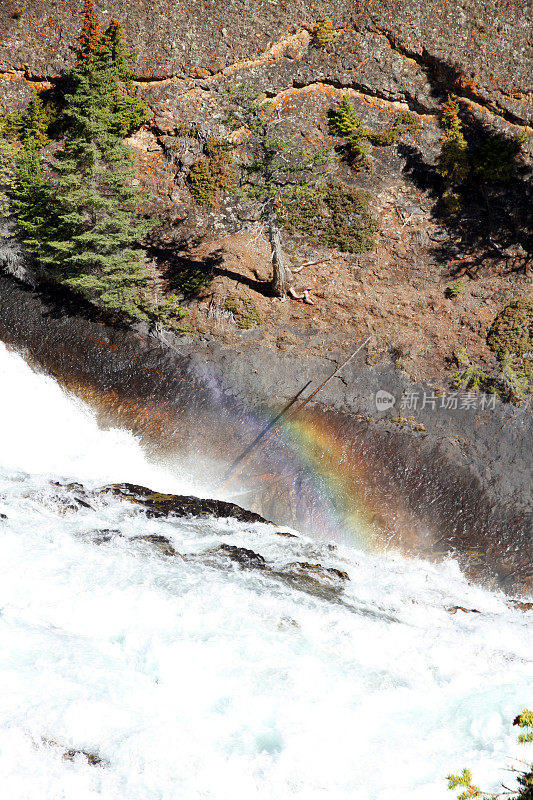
[0,341,531,799]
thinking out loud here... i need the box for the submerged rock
[284,562,350,583]
[131,534,180,557]
[42,738,106,767]
[272,560,351,603]
[63,748,104,766]
[91,529,122,544]
[216,544,267,569]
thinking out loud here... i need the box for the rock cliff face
[1,0,531,124]
[3,0,530,389]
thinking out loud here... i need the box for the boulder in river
[101,484,270,524]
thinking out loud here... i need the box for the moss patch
[487,297,533,380]
[224,293,262,329]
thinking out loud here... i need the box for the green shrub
[329,99,372,170]
[19,94,50,149]
[451,365,491,392]
[114,93,152,137]
[188,158,216,205]
[437,98,470,183]
[496,353,529,403]
[442,189,463,214]
[473,131,526,182]
[0,111,23,139]
[143,293,189,327]
[346,129,371,170]
[366,111,421,147]
[446,279,466,297]
[330,98,420,169]
[436,96,526,216]
[487,297,533,380]
[313,18,334,48]
[366,127,401,146]
[451,347,491,391]
[394,111,421,130]
[188,138,235,206]
[279,182,378,253]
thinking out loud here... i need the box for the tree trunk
[266,201,291,296]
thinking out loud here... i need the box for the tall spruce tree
[30,0,155,317]
[13,142,50,253]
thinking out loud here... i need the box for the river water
[0,341,531,799]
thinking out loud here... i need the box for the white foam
[0,342,193,492]
[0,342,531,799]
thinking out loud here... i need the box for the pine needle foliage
[19,95,50,150]
[225,83,334,203]
[436,96,526,213]
[313,18,335,48]
[447,710,533,800]
[329,97,363,138]
[223,83,336,293]
[279,182,378,253]
[0,135,17,235]
[436,97,470,184]
[103,19,152,137]
[20,0,157,317]
[13,142,50,252]
[329,97,369,170]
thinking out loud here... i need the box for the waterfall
[0,341,531,800]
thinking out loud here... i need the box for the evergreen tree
[103,19,152,137]
[225,84,334,296]
[29,0,156,317]
[329,97,370,169]
[13,141,50,253]
[19,94,49,150]
[329,97,362,137]
[436,97,470,184]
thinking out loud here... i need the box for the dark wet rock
[216,544,267,570]
[446,606,481,614]
[0,513,7,519]
[272,560,350,602]
[278,616,300,630]
[102,484,270,525]
[131,534,180,557]
[57,499,92,513]
[1,275,532,595]
[275,530,298,538]
[51,481,85,491]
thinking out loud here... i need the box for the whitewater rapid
[0,341,531,800]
